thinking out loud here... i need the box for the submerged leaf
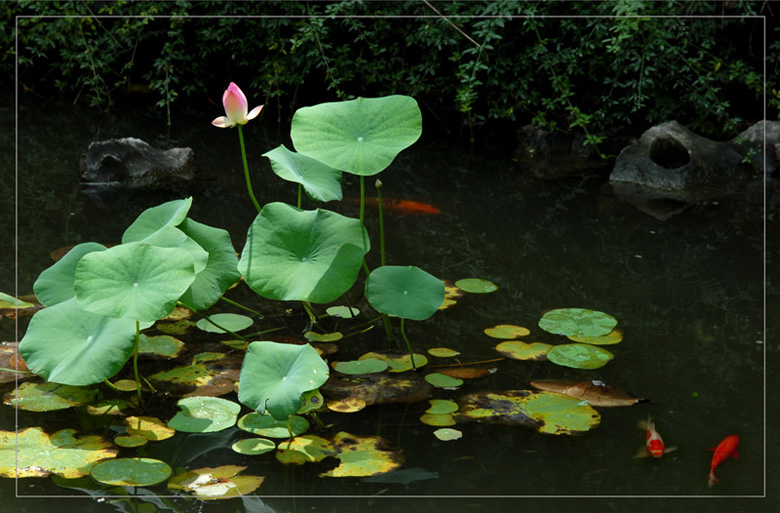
[4,381,97,411]
[530,379,645,407]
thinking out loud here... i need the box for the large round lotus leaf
[495,341,552,361]
[546,343,614,369]
[538,308,618,337]
[365,265,445,321]
[238,341,329,420]
[4,380,97,411]
[263,144,343,202]
[456,390,601,435]
[0,427,117,478]
[196,313,254,334]
[238,203,370,303]
[567,328,624,345]
[121,197,193,243]
[168,465,264,499]
[237,412,310,438]
[177,217,242,310]
[138,225,208,274]
[167,396,241,433]
[18,298,139,385]
[91,458,171,486]
[33,242,107,307]
[290,96,422,176]
[74,242,195,321]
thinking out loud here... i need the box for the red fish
[708,435,739,488]
[349,197,441,215]
[635,416,677,458]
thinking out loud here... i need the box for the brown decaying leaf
[321,372,434,406]
[529,379,646,407]
[435,366,496,379]
[0,342,36,384]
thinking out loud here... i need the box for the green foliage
[8,1,772,138]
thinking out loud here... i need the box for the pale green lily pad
[86,398,134,416]
[237,412,310,438]
[238,203,370,303]
[538,308,617,338]
[425,399,459,415]
[124,416,176,441]
[4,381,97,411]
[546,343,614,369]
[455,278,497,294]
[326,305,360,318]
[263,144,343,202]
[424,373,463,388]
[91,458,171,487]
[567,328,624,345]
[420,413,456,426]
[433,428,463,441]
[168,465,264,499]
[114,434,148,448]
[428,347,460,358]
[195,313,254,334]
[139,334,184,358]
[495,341,552,361]
[304,331,343,342]
[0,427,118,478]
[232,438,277,456]
[456,390,601,434]
[332,358,388,375]
[167,396,241,433]
[366,265,445,321]
[291,95,422,176]
[359,352,428,372]
[484,324,530,339]
[156,319,195,335]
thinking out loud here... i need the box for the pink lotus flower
[212,82,263,128]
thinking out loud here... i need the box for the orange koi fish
[708,435,739,488]
[349,197,441,215]
[635,416,677,458]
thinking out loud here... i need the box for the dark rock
[80,137,194,188]
[729,120,780,177]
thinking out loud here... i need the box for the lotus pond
[1,94,768,513]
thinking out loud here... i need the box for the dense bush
[6,0,776,140]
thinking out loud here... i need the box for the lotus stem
[400,318,416,370]
[302,301,319,326]
[297,183,303,209]
[237,125,262,213]
[132,321,143,404]
[218,296,265,319]
[375,178,386,267]
[102,379,122,392]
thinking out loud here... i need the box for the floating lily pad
[428,347,459,358]
[195,313,254,334]
[291,95,422,176]
[114,434,148,448]
[304,331,343,342]
[425,399,459,415]
[239,203,370,303]
[156,319,195,335]
[326,305,360,318]
[263,144,343,202]
[439,281,465,310]
[138,334,184,358]
[332,359,388,375]
[424,373,463,388]
[4,381,97,411]
[238,341,329,420]
[321,371,434,406]
[538,308,617,338]
[327,396,367,413]
[529,379,645,407]
[86,398,134,416]
[0,342,34,384]
[365,265,444,321]
[168,465,264,499]
[484,324,530,339]
[359,352,428,372]
[232,438,277,456]
[420,413,456,426]
[495,341,552,361]
[454,278,497,294]
[546,343,614,369]
[237,412,310,438]
[148,352,241,397]
[125,416,176,441]
[113,379,140,392]
[456,390,601,434]
[433,428,462,441]
[167,396,241,433]
[567,328,624,345]
[0,427,117,478]
[91,458,171,487]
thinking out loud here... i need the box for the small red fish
[635,416,677,458]
[350,197,441,215]
[708,435,739,488]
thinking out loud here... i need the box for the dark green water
[1,99,772,512]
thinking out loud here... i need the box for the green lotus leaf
[168,465,264,499]
[325,305,360,318]
[167,396,242,433]
[455,278,498,294]
[74,241,196,321]
[4,380,98,411]
[121,197,193,243]
[91,458,171,487]
[428,347,460,358]
[425,399,459,415]
[0,427,118,478]
[238,341,329,420]
[18,298,141,385]
[263,144,343,202]
[291,96,422,176]
[538,308,618,338]
[138,225,208,274]
[237,412,310,438]
[33,242,107,307]
[424,372,463,388]
[196,313,254,334]
[177,217,242,310]
[332,358,389,375]
[546,343,614,369]
[365,265,445,321]
[238,203,370,303]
